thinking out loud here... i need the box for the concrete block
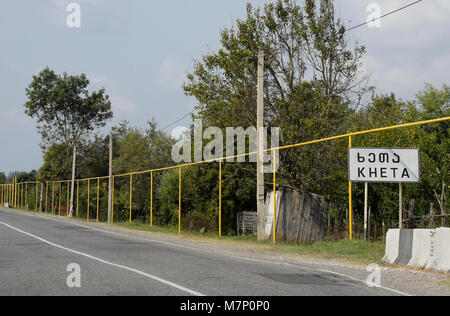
[383,229,414,265]
[383,229,400,264]
[384,228,450,273]
[383,229,416,265]
[394,229,414,265]
[426,227,450,273]
[407,229,433,267]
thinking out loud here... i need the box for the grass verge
[115,221,385,265]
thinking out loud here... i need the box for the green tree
[183,0,368,221]
[352,85,449,232]
[24,67,113,217]
[6,171,37,183]
[109,120,175,222]
[38,143,73,181]
[157,162,256,234]
[37,136,109,182]
[112,119,175,174]
[415,84,449,218]
[184,0,368,129]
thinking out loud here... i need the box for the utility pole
[364,182,368,242]
[68,146,76,217]
[107,131,113,223]
[14,177,18,208]
[399,183,403,229]
[39,182,44,213]
[256,49,265,241]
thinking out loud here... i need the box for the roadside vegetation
[3,0,448,242]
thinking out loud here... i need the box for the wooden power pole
[107,131,113,223]
[399,183,403,229]
[257,49,265,241]
[68,146,76,217]
[364,182,368,242]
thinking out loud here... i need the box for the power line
[346,0,424,32]
[161,109,196,131]
[161,1,425,131]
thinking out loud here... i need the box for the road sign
[348,148,420,183]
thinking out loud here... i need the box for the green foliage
[37,135,109,181]
[24,67,113,151]
[182,0,368,217]
[38,143,73,181]
[8,170,37,183]
[112,119,175,174]
[180,0,447,234]
[351,85,450,226]
[24,67,114,216]
[157,165,220,227]
[184,0,368,129]
[156,163,256,234]
[107,120,175,223]
[25,2,449,238]
[277,82,350,202]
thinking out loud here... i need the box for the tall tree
[183,0,368,203]
[415,84,450,218]
[24,67,113,217]
[184,0,368,127]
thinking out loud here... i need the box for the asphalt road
[0,207,406,296]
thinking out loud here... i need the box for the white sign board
[348,148,420,183]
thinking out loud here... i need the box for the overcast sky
[0,0,449,174]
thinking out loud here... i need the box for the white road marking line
[0,220,205,297]
[4,209,219,253]
[314,268,412,297]
[226,256,412,296]
[0,209,414,296]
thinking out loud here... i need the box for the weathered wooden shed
[264,188,329,244]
